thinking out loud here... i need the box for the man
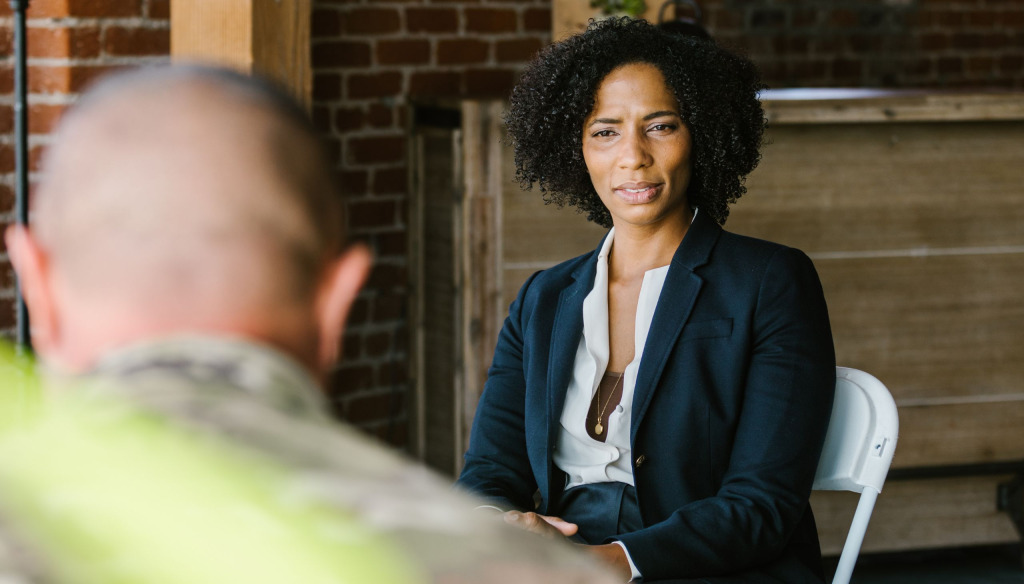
[2,66,617,583]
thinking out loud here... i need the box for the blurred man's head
[6,66,371,376]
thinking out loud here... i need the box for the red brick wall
[311,0,551,447]
[2,0,1023,451]
[0,0,170,331]
[701,0,1024,89]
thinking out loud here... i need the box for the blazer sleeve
[617,247,836,580]
[455,272,541,513]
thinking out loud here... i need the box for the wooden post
[170,0,311,107]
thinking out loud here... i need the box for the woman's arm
[618,246,836,580]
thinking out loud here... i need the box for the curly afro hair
[506,17,765,227]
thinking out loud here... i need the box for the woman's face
[582,62,693,232]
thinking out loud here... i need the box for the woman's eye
[649,123,677,132]
[592,129,616,138]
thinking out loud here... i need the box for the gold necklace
[593,372,623,436]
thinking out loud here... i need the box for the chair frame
[814,367,899,584]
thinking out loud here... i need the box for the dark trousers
[557,481,643,545]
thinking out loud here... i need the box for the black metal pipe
[10,0,31,352]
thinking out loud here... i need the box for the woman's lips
[614,183,662,204]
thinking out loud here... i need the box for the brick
[935,10,967,27]
[311,105,330,132]
[347,297,370,326]
[920,32,950,51]
[149,0,169,19]
[408,71,461,97]
[437,38,489,65]
[0,65,11,94]
[312,41,372,68]
[377,39,431,66]
[335,106,366,132]
[374,230,407,256]
[367,104,393,128]
[0,0,66,18]
[966,56,994,75]
[791,8,818,28]
[323,137,342,165]
[349,200,397,228]
[29,144,47,172]
[372,167,407,195]
[328,364,375,395]
[104,26,170,56]
[998,54,1023,73]
[312,9,342,37]
[366,263,407,288]
[407,8,459,33]
[339,170,369,195]
[69,0,141,17]
[524,8,551,32]
[966,10,996,26]
[29,104,66,135]
[750,8,786,30]
[0,144,13,173]
[465,8,517,33]
[827,8,858,28]
[0,26,11,57]
[937,56,964,75]
[364,331,392,357]
[952,32,984,50]
[346,392,398,421]
[1003,11,1024,28]
[29,64,120,94]
[344,8,401,35]
[313,73,342,102]
[496,37,542,63]
[0,105,11,134]
[372,292,406,321]
[346,71,402,99]
[832,58,863,79]
[464,67,517,97]
[0,297,14,331]
[31,26,102,59]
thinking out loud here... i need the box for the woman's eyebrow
[643,110,680,120]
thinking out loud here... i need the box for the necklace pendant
[594,422,603,435]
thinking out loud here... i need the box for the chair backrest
[814,367,899,584]
[814,367,899,494]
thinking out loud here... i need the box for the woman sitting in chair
[456,17,836,583]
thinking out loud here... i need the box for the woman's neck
[608,213,691,282]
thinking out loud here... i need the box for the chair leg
[832,488,878,584]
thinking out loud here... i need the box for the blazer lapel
[543,234,605,494]
[630,212,721,442]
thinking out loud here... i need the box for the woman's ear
[5,225,60,357]
[314,242,373,373]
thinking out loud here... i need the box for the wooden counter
[409,90,1024,555]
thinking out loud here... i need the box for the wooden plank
[894,400,1024,469]
[815,253,1024,402]
[170,0,311,106]
[813,475,1019,555]
[762,90,1024,125]
[730,122,1024,253]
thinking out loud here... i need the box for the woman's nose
[617,131,652,169]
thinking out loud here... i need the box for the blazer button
[635,454,646,468]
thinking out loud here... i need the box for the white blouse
[552,227,671,490]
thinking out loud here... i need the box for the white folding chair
[814,367,899,584]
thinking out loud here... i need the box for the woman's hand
[584,543,633,582]
[503,511,579,539]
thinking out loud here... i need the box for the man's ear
[315,242,373,372]
[5,225,60,357]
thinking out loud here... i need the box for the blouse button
[635,454,647,468]
[614,405,624,414]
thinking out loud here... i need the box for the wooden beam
[170,0,311,107]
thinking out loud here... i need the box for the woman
[456,18,836,583]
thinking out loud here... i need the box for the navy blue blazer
[457,211,836,583]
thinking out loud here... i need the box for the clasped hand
[502,511,631,581]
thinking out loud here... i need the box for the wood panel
[895,402,1024,468]
[170,0,311,106]
[813,475,1019,555]
[730,122,1024,253]
[815,253,1024,402]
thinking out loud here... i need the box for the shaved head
[11,66,369,373]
